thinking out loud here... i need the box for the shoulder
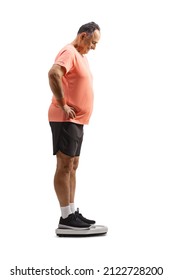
[53,45,76,73]
[58,44,76,58]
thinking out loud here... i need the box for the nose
[91,44,96,50]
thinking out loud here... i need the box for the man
[48,22,101,229]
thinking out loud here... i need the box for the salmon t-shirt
[48,44,94,125]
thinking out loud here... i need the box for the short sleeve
[54,49,74,73]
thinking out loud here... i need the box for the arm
[48,64,76,119]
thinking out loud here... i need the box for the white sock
[70,203,76,213]
[61,205,72,219]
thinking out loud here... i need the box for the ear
[80,32,87,40]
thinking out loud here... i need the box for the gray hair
[77,22,100,35]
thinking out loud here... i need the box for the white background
[0,0,173,279]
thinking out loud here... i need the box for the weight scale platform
[56,225,108,237]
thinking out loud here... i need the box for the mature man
[48,22,101,229]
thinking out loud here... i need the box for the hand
[62,104,76,119]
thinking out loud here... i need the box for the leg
[69,156,96,225]
[54,151,74,207]
[54,152,90,229]
[70,156,80,203]
[50,122,92,228]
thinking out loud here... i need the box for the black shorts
[49,122,84,157]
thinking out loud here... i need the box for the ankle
[61,205,72,219]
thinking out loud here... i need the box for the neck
[71,39,83,55]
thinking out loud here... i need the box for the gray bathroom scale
[56,225,108,237]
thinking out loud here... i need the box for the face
[79,29,101,54]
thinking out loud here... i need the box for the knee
[62,159,74,174]
[57,158,74,174]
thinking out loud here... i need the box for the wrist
[57,97,66,107]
